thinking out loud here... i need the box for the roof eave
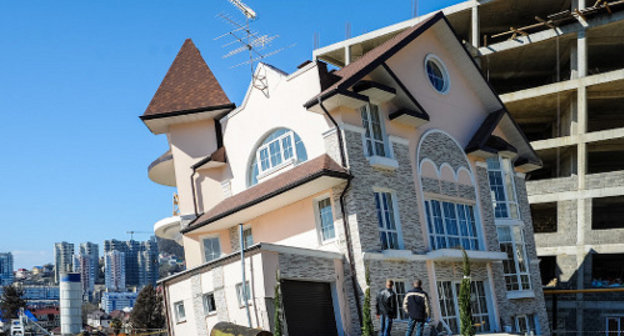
[181,169,352,234]
[141,103,236,134]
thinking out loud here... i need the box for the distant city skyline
[0,0,460,269]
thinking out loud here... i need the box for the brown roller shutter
[281,280,339,336]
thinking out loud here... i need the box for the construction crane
[126,231,152,240]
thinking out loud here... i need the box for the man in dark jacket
[403,279,430,336]
[376,280,397,336]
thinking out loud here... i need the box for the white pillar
[344,45,351,66]
[471,4,479,47]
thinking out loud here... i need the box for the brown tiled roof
[182,155,350,233]
[305,12,444,108]
[142,39,233,119]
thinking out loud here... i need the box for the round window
[425,55,450,94]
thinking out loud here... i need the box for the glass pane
[432,201,444,234]
[375,194,383,228]
[260,148,270,171]
[319,198,335,241]
[294,133,307,161]
[374,141,386,157]
[203,238,220,262]
[497,227,512,242]
[458,204,468,236]
[384,193,396,230]
[425,201,433,233]
[282,136,293,160]
[269,140,282,166]
[380,232,388,250]
[486,157,501,170]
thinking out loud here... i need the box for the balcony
[154,215,182,245]
[148,150,176,187]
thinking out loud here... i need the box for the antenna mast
[217,0,290,92]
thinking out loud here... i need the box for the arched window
[248,128,308,186]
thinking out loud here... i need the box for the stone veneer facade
[322,126,551,335]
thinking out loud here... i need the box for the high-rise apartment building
[54,242,74,283]
[76,254,94,300]
[138,239,158,288]
[0,252,14,286]
[79,242,99,284]
[104,251,125,292]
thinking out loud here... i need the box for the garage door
[281,280,338,336]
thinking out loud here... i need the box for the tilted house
[143,12,549,336]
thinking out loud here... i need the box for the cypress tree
[361,265,375,336]
[459,248,475,336]
[273,271,283,336]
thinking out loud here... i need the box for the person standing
[403,279,430,336]
[376,280,397,336]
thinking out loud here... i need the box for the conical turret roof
[142,39,233,119]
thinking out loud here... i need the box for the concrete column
[577,30,588,78]
[471,3,479,47]
[577,86,587,188]
[344,45,351,66]
[572,0,586,10]
[570,41,578,80]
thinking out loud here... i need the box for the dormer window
[249,128,308,186]
[257,131,296,173]
[361,104,389,158]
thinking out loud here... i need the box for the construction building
[313,0,624,334]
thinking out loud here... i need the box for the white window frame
[487,156,520,220]
[437,280,493,334]
[201,236,222,263]
[606,316,624,336]
[203,292,217,316]
[374,189,404,250]
[497,224,532,292]
[424,199,481,251]
[391,280,409,321]
[173,301,186,323]
[315,195,336,244]
[361,103,391,159]
[515,314,539,335]
[424,54,450,95]
[255,130,298,178]
[236,281,252,307]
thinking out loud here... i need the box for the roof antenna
[412,0,418,18]
[314,32,320,49]
[216,0,292,94]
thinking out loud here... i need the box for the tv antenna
[216,0,291,93]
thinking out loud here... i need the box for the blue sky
[0,0,461,269]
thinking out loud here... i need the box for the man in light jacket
[403,279,430,336]
[376,280,397,336]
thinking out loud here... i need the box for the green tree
[361,265,375,336]
[273,272,283,336]
[129,285,165,332]
[0,285,26,319]
[459,249,475,336]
